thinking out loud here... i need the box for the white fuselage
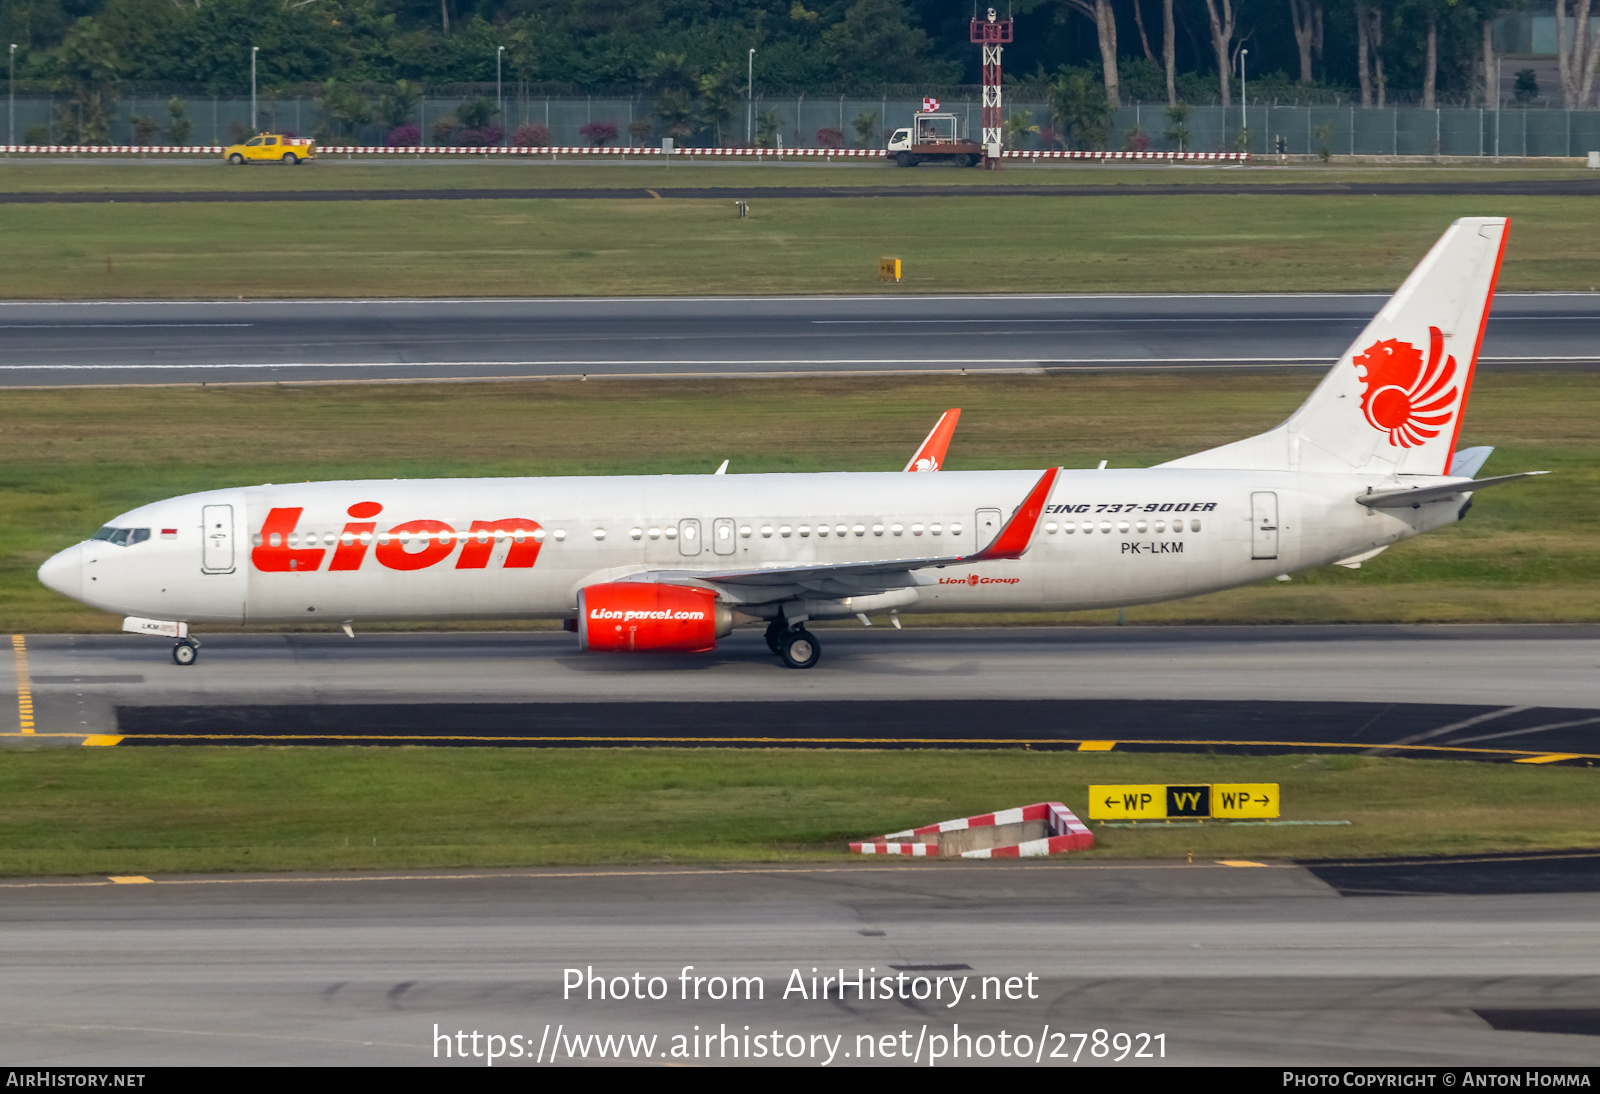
[41,468,1461,626]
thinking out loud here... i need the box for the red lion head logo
[967,573,981,586]
[1352,326,1460,448]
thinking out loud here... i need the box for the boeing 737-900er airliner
[38,217,1543,669]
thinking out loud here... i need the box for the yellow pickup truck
[223,134,316,165]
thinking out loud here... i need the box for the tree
[1059,0,1121,108]
[853,110,878,149]
[1513,67,1538,101]
[1202,0,1238,107]
[317,80,372,139]
[1163,0,1178,104]
[654,89,696,142]
[1354,0,1387,106]
[697,62,742,146]
[1048,66,1111,150]
[51,17,119,145]
[1164,101,1191,151]
[1003,109,1040,149]
[378,80,421,130]
[166,97,191,147]
[1288,0,1324,83]
[647,52,698,141]
[457,95,497,132]
[1555,0,1600,109]
[755,107,783,148]
[821,0,955,85]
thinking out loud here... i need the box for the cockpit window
[91,527,150,546]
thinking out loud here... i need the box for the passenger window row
[253,520,980,550]
[253,528,547,548]
[626,521,963,540]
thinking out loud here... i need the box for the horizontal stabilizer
[1449,445,1494,479]
[1356,471,1547,508]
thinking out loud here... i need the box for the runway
[2,859,1597,1065]
[1,293,1597,386]
[11,626,1599,759]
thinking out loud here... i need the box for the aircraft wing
[1356,471,1548,508]
[903,409,960,472]
[630,466,1058,599]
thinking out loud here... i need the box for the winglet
[968,467,1060,562]
[904,409,961,472]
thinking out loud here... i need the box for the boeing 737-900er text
[38,218,1543,669]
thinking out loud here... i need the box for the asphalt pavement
[5,176,1600,201]
[2,860,1597,1065]
[1,293,1597,386]
[10,626,1599,759]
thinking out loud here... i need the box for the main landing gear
[765,620,821,669]
[172,638,200,666]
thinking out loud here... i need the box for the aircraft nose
[38,543,83,600]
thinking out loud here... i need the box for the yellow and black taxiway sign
[1088,783,1279,820]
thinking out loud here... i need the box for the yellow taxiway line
[1,731,1587,763]
[1,849,1594,890]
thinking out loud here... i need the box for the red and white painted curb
[850,801,1093,859]
[1010,149,1247,162]
[0,143,1247,163]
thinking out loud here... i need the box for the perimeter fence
[6,94,1600,158]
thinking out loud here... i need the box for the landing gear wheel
[764,620,785,654]
[779,629,821,669]
[172,639,199,666]
[228,153,244,165]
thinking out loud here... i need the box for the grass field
[3,371,1592,633]
[0,748,1593,876]
[1,190,1597,297]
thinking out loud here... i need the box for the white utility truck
[886,112,984,167]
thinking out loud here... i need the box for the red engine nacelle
[576,582,730,653]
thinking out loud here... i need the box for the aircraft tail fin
[905,409,960,472]
[1161,217,1509,476]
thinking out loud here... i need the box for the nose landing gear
[172,638,200,666]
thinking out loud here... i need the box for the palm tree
[697,63,742,146]
[379,80,421,130]
[1047,68,1111,151]
[1003,110,1040,150]
[756,108,783,148]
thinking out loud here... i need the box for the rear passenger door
[1250,492,1279,560]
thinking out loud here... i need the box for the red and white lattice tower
[970,8,1014,170]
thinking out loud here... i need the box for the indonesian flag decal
[923,97,941,113]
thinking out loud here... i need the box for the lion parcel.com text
[430,966,1168,1066]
